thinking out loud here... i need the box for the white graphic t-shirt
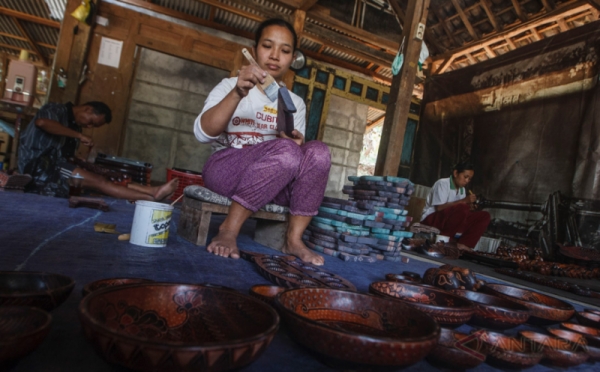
[194,77,306,153]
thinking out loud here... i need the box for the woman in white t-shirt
[421,162,490,250]
[194,18,331,265]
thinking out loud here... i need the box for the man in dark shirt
[18,101,177,200]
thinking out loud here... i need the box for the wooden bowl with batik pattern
[426,327,488,370]
[575,310,600,328]
[275,287,440,369]
[0,271,75,311]
[249,285,286,308]
[82,278,154,297]
[79,283,279,372]
[450,289,530,330]
[0,306,52,365]
[548,328,600,362]
[560,322,600,347]
[481,283,574,325]
[519,330,589,368]
[477,330,543,370]
[369,281,475,327]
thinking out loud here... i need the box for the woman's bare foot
[282,238,324,266]
[154,178,179,201]
[206,229,240,259]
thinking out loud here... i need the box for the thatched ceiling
[0,0,598,83]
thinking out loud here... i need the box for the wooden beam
[12,17,48,67]
[307,6,399,53]
[302,32,393,67]
[434,55,456,74]
[541,0,556,12]
[117,0,256,38]
[303,22,395,64]
[220,0,290,23]
[480,0,501,31]
[431,6,462,46]
[375,0,430,176]
[0,32,56,49]
[511,0,528,22]
[388,0,406,23]
[483,44,496,57]
[450,0,480,40]
[303,49,391,84]
[432,2,591,67]
[557,18,571,31]
[298,0,319,11]
[530,27,542,40]
[0,6,61,28]
[588,0,600,10]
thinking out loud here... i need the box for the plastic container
[129,201,174,247]
[166,167,204,201]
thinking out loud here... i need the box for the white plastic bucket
[130,201,174,247]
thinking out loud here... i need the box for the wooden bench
[177,186,289,251]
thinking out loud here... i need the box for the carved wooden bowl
[548,328,600,362]
[0,271,75,311]
[481,283,574,325]
[369,281,475,327]
[249,285,285,308]
[426,327,488,370]
[79,283,279,372]
[575,310,600,328]
[560,322,600,347]
[519,330,589,368]
[477,330,543,370]
[584,308,600,316]
[275,287,440,368]
[450,289,530,330]
[82,278,154,297]
[0,306,52,364]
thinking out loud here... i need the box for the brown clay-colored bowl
[275,287,440,368]
[426,327,488,370]
[369,281,474,327]
[79,283,279,372]
[82,278,154,297]
[576,310,600,328]
[584,308,600,317]
[561,322,600,347]
[519,330,589,368]
[450,289,530,330]
[249,285,285,307]
[481,283,574,325]
[478,330,543,369]
[548,328,600,362]
[0,271,75,311]
[0,306,52,363]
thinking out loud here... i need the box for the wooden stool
[177,186,289,251]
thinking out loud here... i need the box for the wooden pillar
[283,9,306,88]
[374,0,430,177]
[48,0,97,104]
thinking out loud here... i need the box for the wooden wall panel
[53,0,246,158]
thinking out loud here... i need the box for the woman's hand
[463,194,477,204]
[235,65,267,98]
[280,130,304,146]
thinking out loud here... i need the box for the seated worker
[18,101,178,200]
[194,18,331,265]
[421,161,490,251]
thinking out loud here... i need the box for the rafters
[433,2,596,73]
[0,6,60,28]
[12,17,48,67]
